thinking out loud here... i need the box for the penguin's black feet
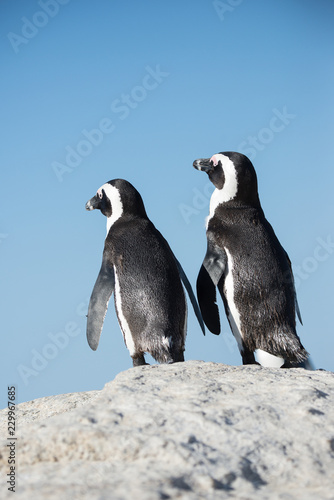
[281,360,312,369]
[172,350,185,363]
[132,354,149,367]
[241,348,257,365]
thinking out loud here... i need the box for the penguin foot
[241,348,257,365]
[167,358,185,364]
[132,354,148,367]
[172,351,185,363]
[281,359,314,370]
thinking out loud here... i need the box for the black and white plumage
[85,179,205,367]
[193,151,308,368]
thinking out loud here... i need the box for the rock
[1,360,334,499]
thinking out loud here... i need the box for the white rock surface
[1,361,334,499]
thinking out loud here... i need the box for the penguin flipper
[174,258,206,336]
[197,240,227,335]
[197,265,221,335]
[295,296,303,326]
[87,257,115,350]
[284,251,303,325]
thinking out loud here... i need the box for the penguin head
[193,151,260,206]
[85,179,147,224]
[85,184,112,217]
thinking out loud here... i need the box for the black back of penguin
[110,212,187,363]
[193,152,308,367]
[85,179,204,367]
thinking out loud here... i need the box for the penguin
[85,178,205,367]
[193,151,309,368]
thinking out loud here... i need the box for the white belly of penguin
[224,248,244,351]
[181,286,187,345]
[114,266,136,356]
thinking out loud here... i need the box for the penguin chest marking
[113,266,136,356]
[223,248,244,350]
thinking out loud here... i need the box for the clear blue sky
[1,0,333,407]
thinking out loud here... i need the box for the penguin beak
[85,195,100,211]
[193,158,213,173]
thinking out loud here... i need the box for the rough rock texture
[1,361,334,499]
[0,391,100,436]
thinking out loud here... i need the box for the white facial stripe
[114,266,136,356]
[98,183,123,235]
[224,248,243,348]
[255,349,285,368]
[208,154,238,222]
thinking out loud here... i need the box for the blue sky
[1,0,333,407]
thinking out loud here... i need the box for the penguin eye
[98,191,103,199]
